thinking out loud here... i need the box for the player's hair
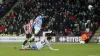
[26,20,30,24]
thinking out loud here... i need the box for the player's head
[29,19,33,25]
[26,20,30,24]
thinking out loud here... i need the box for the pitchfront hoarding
[98,37,100,43]
[50,36,82,42]
[0,36,82,43]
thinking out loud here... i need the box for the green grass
[0,43,100,56]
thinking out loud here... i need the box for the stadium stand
[0,0,100,37]
[0,0,18,18]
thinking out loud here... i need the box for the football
[80,41,85,44]
[88,5,93,11]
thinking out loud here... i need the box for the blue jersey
[33,15,43,29]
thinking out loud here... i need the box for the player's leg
[28,34,35,43]
[30,43,38,50]
[29,28,40,41]
[34,28,41,36]
[22,34,30,48]
[21,43,38,50]
[22,39,28,48]
[27,34,32,45]
[28,37,35,43]
[20,45,31,50]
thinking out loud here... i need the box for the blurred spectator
[0,0,18,18]
[0,0,100,37]
[10,12,14,19]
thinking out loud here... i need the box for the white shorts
[30,43,38,50]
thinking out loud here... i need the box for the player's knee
[29,38,35,42]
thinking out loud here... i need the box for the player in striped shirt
[22,20,33,49]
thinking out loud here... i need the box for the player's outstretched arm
[45,38,59,51]
[48,46,59,51]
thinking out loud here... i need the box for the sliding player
[21,31,59,51]
[22,36,59,51]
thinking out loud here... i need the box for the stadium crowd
[0,0,100,36]
[0,0,17,18]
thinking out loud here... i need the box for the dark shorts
[26,34,32,39]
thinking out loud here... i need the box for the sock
[23,40,27,45]
[22,45,24,48]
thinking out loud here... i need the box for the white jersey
[23,31,59,51]
[28,37,59,51]
[35,37,49,50]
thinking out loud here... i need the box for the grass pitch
[0,43,100,56]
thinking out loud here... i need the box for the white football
[88,5,93,11]
[80,41,85,44]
